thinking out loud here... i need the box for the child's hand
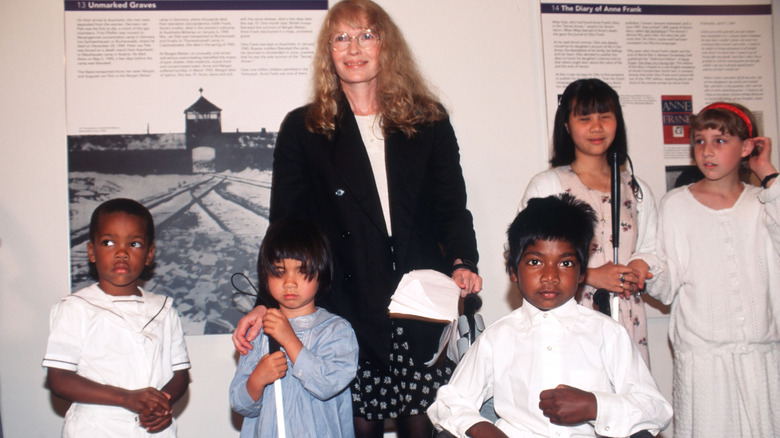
[138,405,173,433]
[586,263,640,296]
[263,309,299,351]
[247,351,288,401]
[258,351,288,382]
[465,421,511,438]
[626,259,652,297]
[122,387,171,417]
[748,136,778,184]
[538,384,597,425]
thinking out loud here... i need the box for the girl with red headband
[651,102,780,437]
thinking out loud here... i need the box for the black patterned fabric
[351,320,454,420]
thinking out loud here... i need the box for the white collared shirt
[428,299,672,437]
[42,284,190,437]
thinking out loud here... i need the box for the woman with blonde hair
[305,0,444,136]
[233,1,482,437]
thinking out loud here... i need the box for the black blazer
[265,103,479,364]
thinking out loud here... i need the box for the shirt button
[547,346,552,351]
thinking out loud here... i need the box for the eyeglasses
[330,30,380,51]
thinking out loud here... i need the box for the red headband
[701,103,753,138]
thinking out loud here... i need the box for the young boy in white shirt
[428,194,672,438]
[43,198,190,437]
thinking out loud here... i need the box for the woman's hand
[232,305,268,355]
[452,259,483,297]
[452,269,483,297]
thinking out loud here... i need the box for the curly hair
[305,0,444,138]
[506,193,596,277]
[89,198,154,245]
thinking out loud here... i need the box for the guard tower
[184,89,222,172]
[184,88,222,149]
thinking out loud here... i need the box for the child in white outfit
[651,103,780,437]
[428,194,672,437]
[43,198,190,437]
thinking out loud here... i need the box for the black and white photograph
[63,1,327,334]
[68,89,275,334]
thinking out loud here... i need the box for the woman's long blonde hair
[305,0,444,138]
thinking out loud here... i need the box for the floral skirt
[351,319,454,420]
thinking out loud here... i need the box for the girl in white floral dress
[521,78,661,365]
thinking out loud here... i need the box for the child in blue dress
[230,219,359,437]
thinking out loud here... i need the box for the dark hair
[89,198,155,244]
[551,78,627,168]
[506,194,596,276]
[256,219,334,307]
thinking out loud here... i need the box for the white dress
[521,166,661,365]
[652,183,780,437]
[43,284,191,437]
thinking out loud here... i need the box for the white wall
[1,0,779,436]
